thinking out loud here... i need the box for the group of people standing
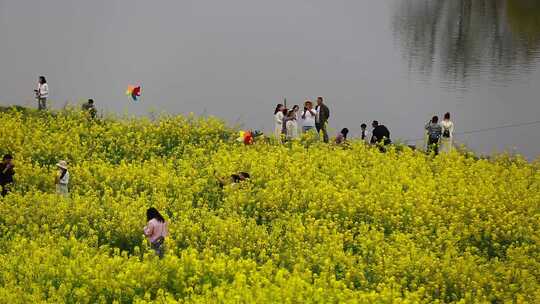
[272,97,394,148]
[274,97,331,143]
[34,76,49,110]
[272,98,455,155]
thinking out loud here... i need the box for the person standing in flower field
[440,112,454,153]
[315,97,330,143]
[0,154,15,197]
[425,116,442,155]
[82,99,97,119]
[55,160,70,196]
[360,123,368,142]
[144,207,168,258]
[274,104,285,141]
[301,100,317,133]
[286,109,299,140]
[34,76,49,111]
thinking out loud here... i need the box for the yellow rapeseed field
[0,108,538,303]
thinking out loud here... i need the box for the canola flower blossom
[0,108,538,303]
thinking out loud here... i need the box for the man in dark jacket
[0,154,15,197]
[370,121,391,146]
[315,97,330,143]
[82,99,97,119]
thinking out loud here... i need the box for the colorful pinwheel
[125,85,141,101]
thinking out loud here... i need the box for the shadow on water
[392,0,540,86]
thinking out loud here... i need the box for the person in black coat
[0,154,15,196]
[315,97,330,143]
[370,121,391,146]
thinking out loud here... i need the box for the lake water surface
[1,0,539,158]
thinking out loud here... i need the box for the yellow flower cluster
[0,108,538,303]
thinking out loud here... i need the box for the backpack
[443,129,450,138]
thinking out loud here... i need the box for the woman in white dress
[286,109,299,140]
[273,103,285,141]
[292,105,302,131]
[440,112,455,153]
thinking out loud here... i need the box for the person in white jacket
[273,103,285,141]
[35,76,49,110]
[440,112,455,153]
[285,109,299,140]
[55,160,69,196]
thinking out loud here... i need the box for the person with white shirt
[273,103,285,141]
[301,100,317,133]
[440,112,455,153]
[360,123,369,143]
[55,160,69,196]
[34,76,49,110]
[285,109,299,140]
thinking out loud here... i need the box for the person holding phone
[274,104,285,141]
[34,76,49,110]
[301,100,317,133]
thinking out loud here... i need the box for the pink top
[335,134,345,144]
[144,218,168,243]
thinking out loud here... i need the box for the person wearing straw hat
[55,160,70,196]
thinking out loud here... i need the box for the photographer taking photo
[34,76,49,111]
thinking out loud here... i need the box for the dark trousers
[37,98,47,110]
[427,137,439,155]
[151,237,165,258]
[1,184,11,197]
[315,122,329,143]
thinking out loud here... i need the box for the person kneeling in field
[144,208,168,258]
[216,171,250,188]
[335,128,349,145]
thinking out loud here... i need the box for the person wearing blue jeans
[301,100,317,134]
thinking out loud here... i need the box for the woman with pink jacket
[143,207,168,258]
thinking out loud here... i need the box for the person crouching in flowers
[216,171,250,188]
[335,128,349,145]
[144,207,168,258]
[55,160,69,196]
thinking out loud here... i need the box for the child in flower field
[144,208,168,258]
[54,160,69,196]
